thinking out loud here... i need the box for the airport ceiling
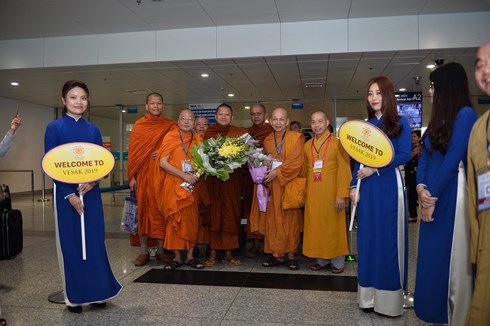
[0,0,489,123]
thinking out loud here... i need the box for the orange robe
[250,130,305,257]
[204,124,247,250]
[159,129,201,250]
[302,132,351,259]
[127,113,176,246]
[244,123,274,239]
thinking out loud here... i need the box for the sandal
[204,258,216,267]
[310,263,327,271]
[262,257,285,267]
[286,259,299,270]
[163,260,183,271]
[185,259,204,269]
[331,267,345,274]
[222,257,241,266]
[246,247,259,258]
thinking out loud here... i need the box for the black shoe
[91,302,107,309]
[67,306,82,313]
[362,307,374,313]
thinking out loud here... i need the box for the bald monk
[303,111,351,274]
[204,103,247,267]
[158,109,204,270]
[244,103,273,257]
[195,116,209,134]
[250,107,305,270]
[127,92,176,266]
[194,116,211,249]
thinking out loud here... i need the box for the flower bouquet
[190,133,256,182]
[246,148,272,212]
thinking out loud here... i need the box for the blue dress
[414,106,477,325]
[44,115,122,306]
[350,116,411,316]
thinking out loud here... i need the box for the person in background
[159,109,204,270]
[0,115,21,157]
[349,75,411,317]
[244,103,273,258]
[250,108,305,270]
[0,113,21,326]
[289,120,301,132]
[466,40,490,326]
[44,80,122,313]
[203,103,246,267]
[414,62,477,325]
[404,130,422,222]
[127,92,177,266]
[195,116,209,135]
[303,110,351,274]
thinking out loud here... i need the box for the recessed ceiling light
[122,109,126,113]
[244,106,250,109]
[201,73,209,78]
[10,82,19,86]
[228,93,234,97]
[426,64,436,69]
[399,88,406,91]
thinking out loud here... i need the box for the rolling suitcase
[0,209,23,259]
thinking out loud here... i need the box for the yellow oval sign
[338,120,394,168]
[42,142,115,183]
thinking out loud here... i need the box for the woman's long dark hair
[61,80,90,116]
[426,62,472,154]
[366,76,402,139]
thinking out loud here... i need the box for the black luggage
[0,184,12,210]
[0,209,23,259]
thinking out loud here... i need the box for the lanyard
[274,130,287,155]
[310,134,332,167]
[178,130,194,158]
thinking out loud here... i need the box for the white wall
[0,97,54,193]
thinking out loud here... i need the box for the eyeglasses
[180,117,195,122]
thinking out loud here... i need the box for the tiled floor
[0,192,426,325]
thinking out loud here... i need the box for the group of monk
[127,92,351,271]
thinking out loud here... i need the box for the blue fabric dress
[414,106,477,325]
[350,116,411,316]
[44,115,122,306]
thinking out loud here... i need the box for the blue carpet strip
[134,269,357,292]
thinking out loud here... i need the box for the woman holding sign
[349,76,411,317]
[414,63,477,325]
[44,80,121,313]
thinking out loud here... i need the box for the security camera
[434,58,445,66]
[413,76,421,85]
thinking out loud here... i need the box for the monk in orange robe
[243,103,273,257]
[127,92,176,266]
[158,109,204,270]
[249,107,305,270]
[203,103,246,267]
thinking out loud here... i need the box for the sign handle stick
[349,164,363,231]
[80,185,87,261]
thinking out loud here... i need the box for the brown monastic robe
[244,123,274,239]
[204,124,247,250]
[127,113,176,246]
[249,130,305,257]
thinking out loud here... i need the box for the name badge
[272,159,283,170]
[182,160,193,173]
[313,159,323,170]
[478,170,490,212]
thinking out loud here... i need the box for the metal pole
[119,106,124,186]
[30,170,34,201]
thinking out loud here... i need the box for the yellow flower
[219,143,244,158]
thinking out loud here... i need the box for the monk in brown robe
[194,116,211,248]
[249,107,305,270]
[127,92,176,266]
[158,109,204,270]
[203,103,246,267]
[244,103,273,257]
